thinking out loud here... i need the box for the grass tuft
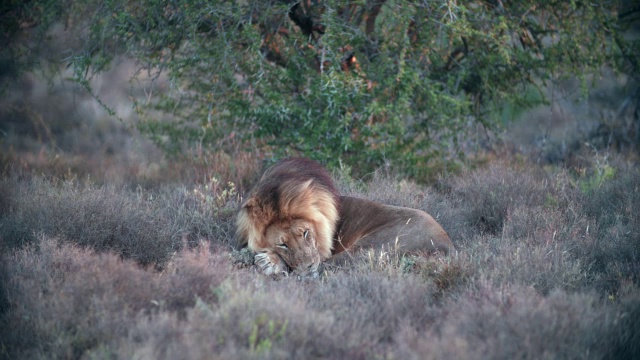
[0,156,638,359]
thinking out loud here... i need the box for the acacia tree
[6,0,640,179]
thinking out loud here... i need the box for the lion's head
[236,158,339,276]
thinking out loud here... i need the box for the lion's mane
[236,158,340,259]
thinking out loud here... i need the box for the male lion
[236,158,454,277]
[236,158,340,276]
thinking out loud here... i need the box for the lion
[236,158,340,276]
[236,158,454,277]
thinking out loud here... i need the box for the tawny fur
[236,158,340,260]
[327,196,455,267]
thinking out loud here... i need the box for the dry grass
[0,172,240,266]
[0,236,229,359]
[1,150,639,359]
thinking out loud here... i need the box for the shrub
[0,173,239,266]
[448,164,552,236]
[0,236,229,359]
[8,0,636,181]
[577,168,640,293]
[1,158,639,359]
[604,284,640,360]
[394,284,635,360]
[0,176,177,265]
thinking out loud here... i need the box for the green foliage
[567,151,618,193]
[248,314,288,354]
[579,163,616,193]
[9,1,639,179]
[191,177,239,216]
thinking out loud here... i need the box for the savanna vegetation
[4,0,639,179]
[1,0,639,359]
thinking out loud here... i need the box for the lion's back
[333,196,454,255]
[255,158,339,206]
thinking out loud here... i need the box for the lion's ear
[242,197,265,223]
[243,197,257,209]
[242,198,258,218]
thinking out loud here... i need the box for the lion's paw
[254,251,289,277]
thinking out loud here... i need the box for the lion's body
[328,196,454,265]
[236,158,454,276]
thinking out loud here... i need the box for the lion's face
[256,219,323,276]
[236,158,339,278]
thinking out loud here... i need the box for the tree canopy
[3,0,639,179]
